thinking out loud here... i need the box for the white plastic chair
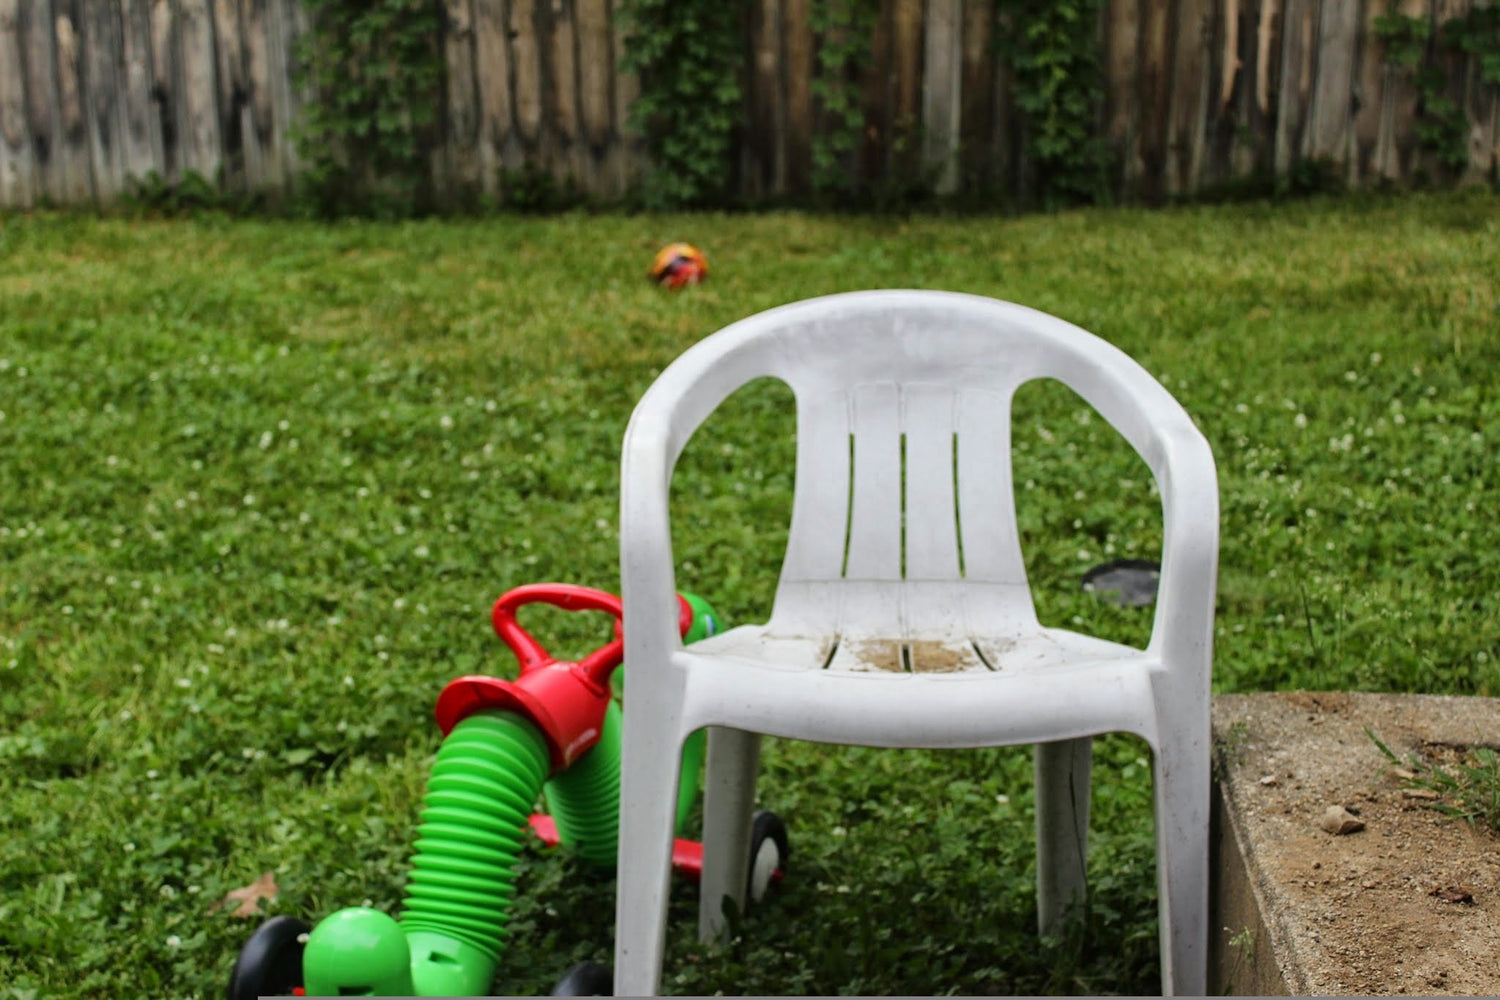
[613,290,1218,996]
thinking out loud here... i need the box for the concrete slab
[1209,692,1500,996]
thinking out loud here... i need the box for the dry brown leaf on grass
[211,871,279,918]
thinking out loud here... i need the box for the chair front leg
[615,716,688,997]
[1151,727,1210,996]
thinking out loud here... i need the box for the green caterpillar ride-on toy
[227,583,789,998]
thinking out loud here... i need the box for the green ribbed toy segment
[544,698,623,866]
[399,709,550,996]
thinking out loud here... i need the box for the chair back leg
[697,727,763,942]
[1034,737,1093,934]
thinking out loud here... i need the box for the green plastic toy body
[281,590,723,997]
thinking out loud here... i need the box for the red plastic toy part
[433,584,693,772]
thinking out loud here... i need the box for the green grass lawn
[1,191,1497,998]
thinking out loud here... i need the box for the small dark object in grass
[1081,559,1161,607]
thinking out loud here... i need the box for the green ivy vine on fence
[809,0,881,199]
[1375,4,1500,173]
[618,0,747,207]
[295,0,446,216]
[995,0,1111,207]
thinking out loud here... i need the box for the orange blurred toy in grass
[649,243,708,289]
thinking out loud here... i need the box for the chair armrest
[1035,324,1219,679]
[619,419,684,670]
[618,332,778,673]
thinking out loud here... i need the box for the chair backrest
[623,290,1216,655]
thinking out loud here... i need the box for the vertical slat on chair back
[902,383,962,581]
[953,388,1028,588]
[844,384,904,580]
[778,389,852,584]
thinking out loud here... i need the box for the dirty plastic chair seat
[611,290,1219,996]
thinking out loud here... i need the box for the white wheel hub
[749,837,779,902]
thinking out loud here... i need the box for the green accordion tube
[544,701,704,868]
[398,709,551,995]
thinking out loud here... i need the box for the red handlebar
[491,583,627,689]
[438,583,697,771]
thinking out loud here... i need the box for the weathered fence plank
[268,0,305,182]
[84,1,129,202]
[1307,0,1361,164]
[148,0,182,181]
[1349,0,1384,182]
[1215,0,1262,180]
[1137,0,1173,200]
[1105,0,1143,196]
[1167,0,1212,194]
[178,0,223,181]
[1471,69,1498,182]
[608,0,639,192]
[509,0,543,147]
[443,0,481,197]
[859,0,894,184]
[120,0,164,184]
[52,1,94,201]
[746,0,785,196]
[21,0,57,201]
[546,0,585,187]
[783,0,814,196]
[921,0,961,193]
[1198,0,1228,188]
[1274,0,1315,173]
[0,0,36,207]
[960,0,996,192]
[239,0,281,192]
[212,0,245,189]
[890,0,922,184]
[576,0,612,157]
[475,0,515,195]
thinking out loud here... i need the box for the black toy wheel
[227,914,309,1000]
[552,960,613,996]
[747,809,790,904]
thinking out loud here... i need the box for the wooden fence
[0,0,1495,209]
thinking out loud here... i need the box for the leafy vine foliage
[295,0,446,217]
[618,0,748,207]
[996,0,1111,207]
[1375,4,1500,173]
[809,0,880,199]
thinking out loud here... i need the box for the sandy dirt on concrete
[1214,692,1500,996]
